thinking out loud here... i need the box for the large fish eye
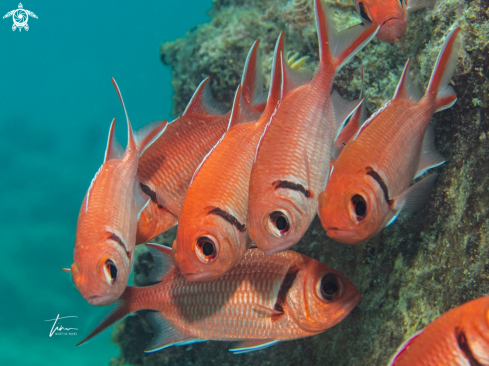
[318,273,342,301]
[351,194,367,221]
[268,210,290,238]
[103,259,118,285]
[358,3,372,23]
[195,236,218,263]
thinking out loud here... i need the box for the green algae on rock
[110,0,489,365]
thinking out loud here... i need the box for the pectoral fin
[252,303,284,317]
[229,339,279,354]
[415,124,445,178]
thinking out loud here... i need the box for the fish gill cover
[108,0,489,365]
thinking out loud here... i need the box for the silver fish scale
[157,250,307,341]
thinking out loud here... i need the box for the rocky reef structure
[109,0,489,365]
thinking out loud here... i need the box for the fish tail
[426,26,461,112]
[76,286,145,347]
[314,0,379,72]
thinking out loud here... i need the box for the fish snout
[377,18,407,43]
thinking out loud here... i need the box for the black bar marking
[208,207,246,232]
[274,267,299,313]
[366,167,392,205]
[455,327,482,366]
[273,180,313,198]
[140,183,178,219]
[108,232,131,260]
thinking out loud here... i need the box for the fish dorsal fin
[111,78,137,156]
[407,0,436,12]
[415,124,445,178]
[262,31,285,119]
[331,90,364,141]
[182,77,227,117]
[145,243,177,282]
[144,312,203,352]
[393,59,423,103]
[388,173,438,226]
[135,178,150,220]
[135,120,168,157]
[315,0,379,71]
[241,39,265,109]
[228,84,262,130]
[104,118,124,162]
[229,339,279,355]
[281,50,313,98]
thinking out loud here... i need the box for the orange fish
[172,35,284,281]
[318,27,461,245]
[136,48,267,244]
[77,243,361,353]
[71,79,167,306]
[247,0,378,255]
[389,296,489,365]
[354,0,436,43]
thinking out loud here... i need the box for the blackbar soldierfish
[247,0,378,255]
[354,0,436,43]
[78,243,361,353]
[389,296,489,365]
[173,35,284,281]
[318,27,461,245]
[71,79,167,306]
[136,44,267,244]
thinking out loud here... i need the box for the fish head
[463,298,489,355]
[173,213,241,281]
[355,0,407,43]
[248,182,314,255]
[72,232,131,306]
[286,257,361,333]
[318,171,384,244]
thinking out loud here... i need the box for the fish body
[318,27,461,245]
[136,79,229,244]
[173,36,284,281]
[389,296,489,365]
[247,0,378,255]
[354,0,436,43]
[78,244,361,353]
[72,79,167,306]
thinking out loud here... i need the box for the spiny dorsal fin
[111,78,137,156]
[145,243,177,282]
[144,312,203,353]
[228,84,262,130]
[415,124,445,178]
[135,120,168,157]
[331,90,364,141]
[104,118,124,162]
[281,50,313,98]
[241,39,265,109]
[182,77,227,117]
[262,31,285,119]
[393,59,423,103]
[314,0,379,72]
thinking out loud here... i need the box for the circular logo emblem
[13,9,28,28]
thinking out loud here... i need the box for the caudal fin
[426,26,461,112]
[315,0,379,72]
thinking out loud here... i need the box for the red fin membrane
[331,90,364,141]
[145,243,177,283]
[281,50,313,98]
[144,312,203,352]
[415,124,445,178]
[182,77,227,117]
[262,31,284,119]
[104,118,124,162]
[425,27,461,112]
[228,83,262,129]
[135,120,168,157]
[229,339,279,354]
[393,59,423,103]
[111,78,136,155]
[241,39,266,110]
[314,0,379,71]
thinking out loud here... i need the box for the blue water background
[0,1,212,364]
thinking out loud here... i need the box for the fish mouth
[382,17,400,25]
[87,294,114,306]
[344,293,362,313]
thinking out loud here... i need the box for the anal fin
[229,339,279,354]
[144,312,203,353]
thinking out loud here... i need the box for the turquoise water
[0,1,212,364]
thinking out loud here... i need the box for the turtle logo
[3,3,37,32]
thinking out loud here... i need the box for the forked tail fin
[315,0,379,72]
[425,26,461,112]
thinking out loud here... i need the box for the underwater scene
[1,0,488,365]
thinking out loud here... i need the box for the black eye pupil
[358,3,372,23]
[202,241,214,256]
[106,260,117,282]
[355,200,366,217]
[321,273,339,300]
[275,216,287,231]
[351,195,367,220]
